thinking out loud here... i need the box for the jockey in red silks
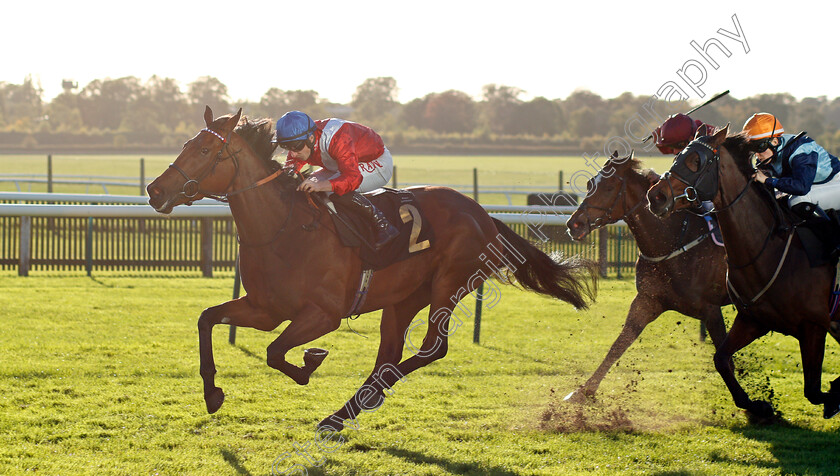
[272,111,399,250]
[651,113,716,155]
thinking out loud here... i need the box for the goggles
[278,139,307,152]
[750,138,776,154]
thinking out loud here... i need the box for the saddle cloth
[329,187,434,271]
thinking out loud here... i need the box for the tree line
[3,75,840,155]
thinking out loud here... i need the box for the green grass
[1,274,838,475]
[0,154,678,205]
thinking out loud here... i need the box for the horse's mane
[604,154,658,181]
[721,132,756,178]
[234,117,279,164]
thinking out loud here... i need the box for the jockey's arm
[766,151,818,196]
[327,138,364,196]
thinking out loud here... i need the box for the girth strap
[639,232,709,263]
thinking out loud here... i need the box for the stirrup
[374,223,399,250]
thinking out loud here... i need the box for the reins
[670,139,799,308]
[169,127,286,204]
[726,229,795,308]
[171,127,318,248]
[579,176,644,230]
[582,172,712,263]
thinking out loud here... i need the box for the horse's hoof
[303,348,329,370]
[563,387,595,404]
[824,402,840,419]
[205,387,225,414]
[317,415,344,432]
[746,400,775,423]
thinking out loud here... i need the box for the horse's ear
[611,150,618,158]
[219,108,243,134]
[629,149,635,161]
[204,106,214,127]
[712,123,729,145]
[645,169,661,186]
[229,108,243,129]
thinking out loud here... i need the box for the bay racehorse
[647,125,840,419]
[146,107,597,430]
[564,151,729,402]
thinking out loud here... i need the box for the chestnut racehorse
[147,107,597,430]
[648,126,840,419]
[564,152,729,402]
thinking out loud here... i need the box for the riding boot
[335,191,399,250]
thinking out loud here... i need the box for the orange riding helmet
[743,113,784,141]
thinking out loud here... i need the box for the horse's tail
[491,217,598,309]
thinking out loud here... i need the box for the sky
[4,0,836,107]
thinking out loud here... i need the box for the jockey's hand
[752,169,769,184]
[297,177,332,193]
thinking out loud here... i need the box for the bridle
[664,136,797,308]
[168,127,285,203]
[663,137,755,215]
[577,175,645,231]
[168,126,312,248]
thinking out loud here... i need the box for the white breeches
[311,147,394,194]
[789,172,840,211]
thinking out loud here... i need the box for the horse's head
[647,125,730,218]
[147,106,243,214]
[567,151,652,240]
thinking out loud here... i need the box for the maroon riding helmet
[652,113,712,155]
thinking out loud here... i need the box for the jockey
[652,114,721,239]
[651,113,716,155]
[746,112,840,213]
[272,111,399,250]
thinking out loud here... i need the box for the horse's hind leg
[266,302,341,385]
[799,322,839,418]
[703,306,729,350]
[713,314,773,420]
[565,294,664,402]
[319,286,430,431]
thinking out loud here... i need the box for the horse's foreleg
[320,287,430,431]
[198,297,278,414]
[565,294,663,403]
[266,302,340,385]
[713,314,772,419]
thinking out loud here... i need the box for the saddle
[786,203,840,332]
[327,187,434,271]
[792,205,840,268]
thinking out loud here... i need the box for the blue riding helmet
[272,111,316,144]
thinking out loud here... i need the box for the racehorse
[146,107,598,430]
[564,152,729,402]
[647,125,840,419]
